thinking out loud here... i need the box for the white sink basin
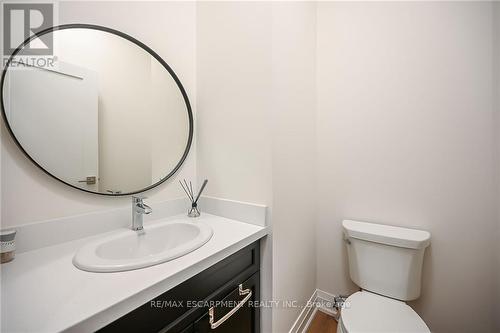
[73,220,213,272]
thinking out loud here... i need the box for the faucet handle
[132,196,152,214]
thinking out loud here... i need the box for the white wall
[196,1,273,205]
[196,2,317,332]
[494,3,500,332]
[316,2,498,332]
[196,3,274,332]
[270,2,317,332]
[1,1,197,227]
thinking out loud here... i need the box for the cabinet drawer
[194,272,260,333]
[99,241,260,333]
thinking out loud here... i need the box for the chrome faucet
[132,196,152,231]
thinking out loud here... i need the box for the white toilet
[338,220,431,333]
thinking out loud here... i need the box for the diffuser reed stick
[179,179,208,217]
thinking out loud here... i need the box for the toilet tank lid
[342,220,430,249]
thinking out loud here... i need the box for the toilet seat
[339,291,430,333]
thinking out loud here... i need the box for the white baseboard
[289,289,339,333]
[316,289,338,317]
[289,290,318,333]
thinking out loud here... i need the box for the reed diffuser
[180,179,208,217]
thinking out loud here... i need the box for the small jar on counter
[1,229,16,263]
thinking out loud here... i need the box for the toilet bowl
[337,291,430,333]
[341,220,431,333]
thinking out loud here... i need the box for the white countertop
[0,214,268,333]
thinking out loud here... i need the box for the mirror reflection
[2,27,192,195]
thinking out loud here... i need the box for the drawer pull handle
[209,284,252,329]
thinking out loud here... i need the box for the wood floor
[306,311,338,333]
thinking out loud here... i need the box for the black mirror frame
[0,24,194,196]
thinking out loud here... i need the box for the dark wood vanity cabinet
[99,241,260,333]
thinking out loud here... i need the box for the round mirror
[1,24,193,196]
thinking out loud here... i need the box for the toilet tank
[342,220,431,301]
